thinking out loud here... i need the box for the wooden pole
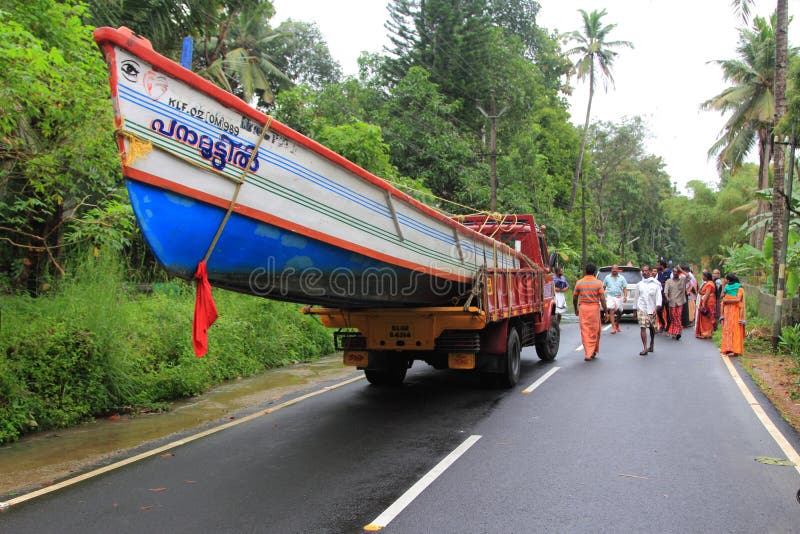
[477,90,507,213]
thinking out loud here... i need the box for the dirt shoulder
[740,352,800,433]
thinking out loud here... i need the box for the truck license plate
[448,353,476,369]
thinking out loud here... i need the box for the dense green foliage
[777,322,800,355]
[0,0,124,292]
[2,0,703,295]
[0,252,333,444]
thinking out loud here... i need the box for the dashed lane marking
[364,435,482,531]
[522,367,560,394]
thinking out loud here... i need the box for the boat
[93,27,529,309]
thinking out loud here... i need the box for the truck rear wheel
[364,367,407,386]
[535,319,560,361]
[364,352,408,386]
[499,327,521,388]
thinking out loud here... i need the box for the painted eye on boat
[120,60,141,82]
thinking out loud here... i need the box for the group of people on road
[566,260,746,361]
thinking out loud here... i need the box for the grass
[0,251,333,444]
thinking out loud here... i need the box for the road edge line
[0,374,365,511]
[363,434,482,531]
[721,354,800,476]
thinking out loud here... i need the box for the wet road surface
[0,356,356,497]
[2,322,800,532]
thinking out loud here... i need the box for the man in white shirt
[635,263,663,356]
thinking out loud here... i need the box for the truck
[305,214,560,387]
[94,27,561,388]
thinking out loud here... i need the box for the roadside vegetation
[0,251,333,444]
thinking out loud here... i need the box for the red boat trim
[124,166,472,283]
[97,42,126,156]
[93,27,526,263]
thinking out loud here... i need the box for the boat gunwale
[93,26,530,265]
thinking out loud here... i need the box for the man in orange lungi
[573,262,608,361]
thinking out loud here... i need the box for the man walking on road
[573,262,608,361]
[603,264,627,334]
[635,264,662,355]
[664,267,687,340]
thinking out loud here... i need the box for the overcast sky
[271,0,800,192]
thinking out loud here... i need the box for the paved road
[2,321,799,532]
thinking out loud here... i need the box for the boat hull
[128,181,469,307]
[95,27,524,309]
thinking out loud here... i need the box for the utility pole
[773,130,796,350]
[477,90,508,212]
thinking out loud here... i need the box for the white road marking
[575,325,611,352]
[522,367,560,394]
[721,355,800,476]
[0,374,365,511]
[364,435,482,531]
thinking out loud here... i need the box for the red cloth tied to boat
[192,261,218,357]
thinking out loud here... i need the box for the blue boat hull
[128,181,467,308]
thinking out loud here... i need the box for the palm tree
[772,0,789,293]
[195,2,287,107]
[565,9,633,213]
[702,15,778,249]
[87,0,220,58]
[731,0,790,291]
[88,0,285,107]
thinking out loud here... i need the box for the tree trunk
[570,64,594,213]
[751,129,772,249]
[772,0,788,293]
[598,209,609,244]
[208,8,237,64]
[596,172,606,241]
[581,166,587,268]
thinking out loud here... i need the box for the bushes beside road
[0,255,333,445]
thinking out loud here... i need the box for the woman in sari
[719,273,746,356]
[695,270,716,339]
